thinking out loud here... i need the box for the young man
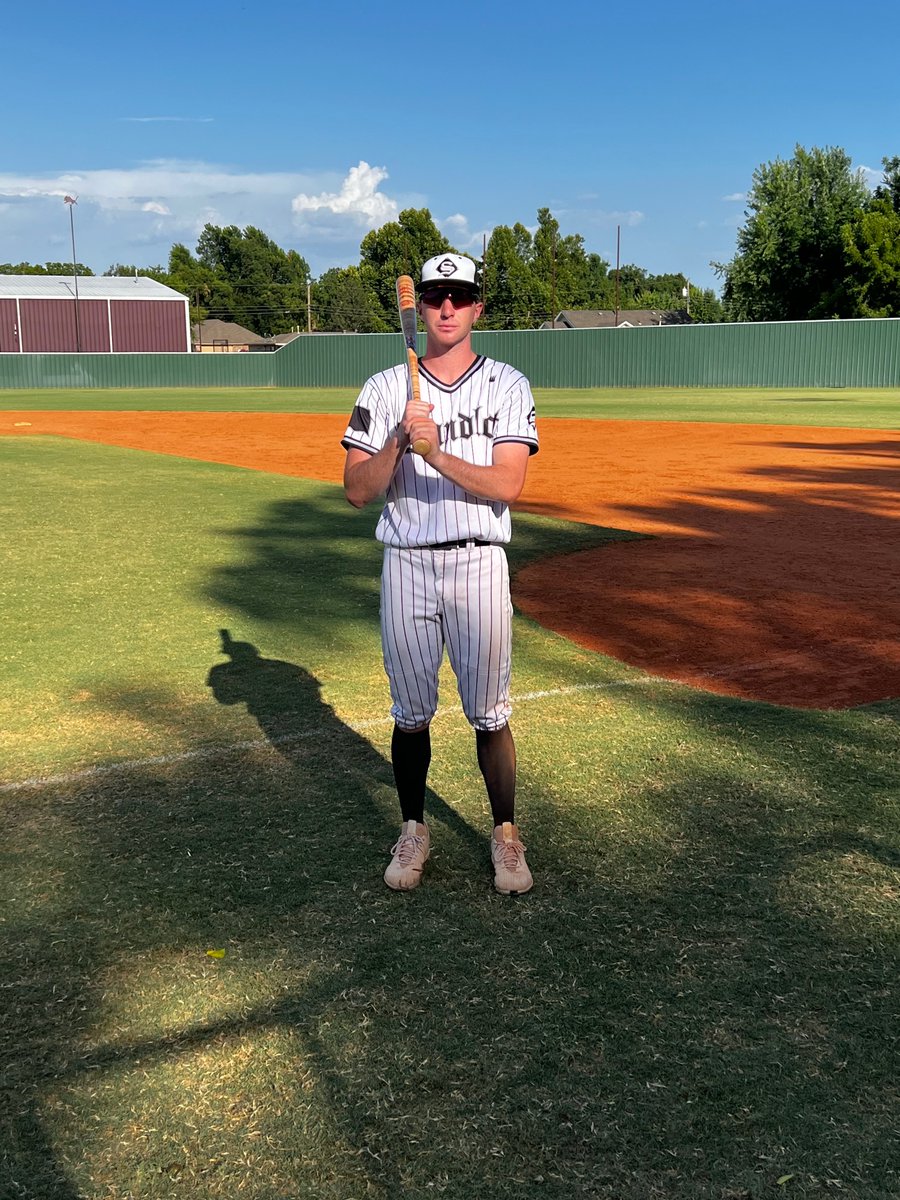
[342,253,539,894]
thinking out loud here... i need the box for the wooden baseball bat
[396,275,431,456]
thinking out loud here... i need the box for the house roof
[192,319,273,345]
[0,274,187,301]
[542,308,692,329]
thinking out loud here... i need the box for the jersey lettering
[436,407,499,447]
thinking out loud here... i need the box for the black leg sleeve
[391,724,432,823]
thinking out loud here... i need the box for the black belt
[426,538,492,550]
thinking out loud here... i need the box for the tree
[531,209,616,318]
[841,154,900,316]
[576,253,614,309]
[607,263,650,309]
[166,241,229,326]
[0,261,93,275]
[873,155,900,213]
[482,210,614,327]
[312,266,387,332]
[359,209,452,327]
[686,286,725,323]
[842,197,900,316]
[482,225,544,329]
[195,224,310,335]
[104,263,168,282]
[715,144,869,321]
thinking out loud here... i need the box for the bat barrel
[396,275,416,309]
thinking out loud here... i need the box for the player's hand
[402,399,433,437]
[406,413,440,459]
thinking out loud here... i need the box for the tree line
[1,208,721,336]
[4,146,897,332]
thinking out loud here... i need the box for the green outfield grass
[1,384,899,427]
[2,435,898,1199]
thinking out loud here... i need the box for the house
[540,309,692,330]
[192,319,278,352]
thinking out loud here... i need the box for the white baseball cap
[419,253,479,294]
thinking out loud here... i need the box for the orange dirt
[4,410,899,709]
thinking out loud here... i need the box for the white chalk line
[1,679,658,795]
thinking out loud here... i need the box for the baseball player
[342,253,539,895]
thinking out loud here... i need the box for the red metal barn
[0,276,191,353]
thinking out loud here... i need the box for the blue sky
[2,0,899,293]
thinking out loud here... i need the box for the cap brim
[418,280,479,295]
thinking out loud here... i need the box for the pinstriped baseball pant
[380,544,513,732]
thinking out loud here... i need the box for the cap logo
[435,257,458,278]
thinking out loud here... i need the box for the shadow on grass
[3,480,897,1197]
[0,633,483,1198]
[2,684,898,1198]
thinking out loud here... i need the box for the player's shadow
[204,627,482,857]
[206,628,327,757]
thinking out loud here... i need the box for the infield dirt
[5,410,899,709]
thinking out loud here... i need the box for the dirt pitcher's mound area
[5,411,899,709]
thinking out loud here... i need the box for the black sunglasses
[420,287,477,309]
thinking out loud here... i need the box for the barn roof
[0,275,188,301]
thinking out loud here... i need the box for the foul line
[1,678,657,795]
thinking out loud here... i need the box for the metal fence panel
[3,319,900,390]
[272,333,404,387]
[0,351,281,389]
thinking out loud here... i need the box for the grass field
[2,389,898,1199]
[2,384,899,427]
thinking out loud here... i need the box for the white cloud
[722,192,746,202]
[858,164,882,190]
[0,159,406,274]
[439,213,489,254]
[291,161,398,227]
[120,116,214,123]
[556,205,645,229]
[602,209,644,227]
[0,161,324,208]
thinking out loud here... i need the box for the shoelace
[391,833,427,865]
[494,837,526,870]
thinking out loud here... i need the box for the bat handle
[412,438,431,456]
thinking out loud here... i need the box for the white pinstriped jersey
[341,355,538,548]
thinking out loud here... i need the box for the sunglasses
[420,287,477,309]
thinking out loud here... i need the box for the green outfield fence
[3,318,900,390]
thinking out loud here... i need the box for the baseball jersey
[342,355,539,548]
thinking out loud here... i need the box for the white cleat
[491,822,533,895]
[384,820,430,891]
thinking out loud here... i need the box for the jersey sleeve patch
[348,404,371,434]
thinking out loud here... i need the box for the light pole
[63,195,82,352]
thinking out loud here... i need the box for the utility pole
[550,233,557,328]
[307,281,312,333]
[63,195,82,352]
[614,225,621,327]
